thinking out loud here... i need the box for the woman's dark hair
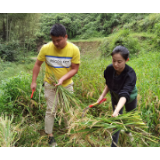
[111,45,129,60]
[50,23,67,37]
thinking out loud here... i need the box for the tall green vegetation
[1,13,160,62]
[0,13,40,61]
[0,13,40,43]
[38,13,152,41]
[99,29,141,57]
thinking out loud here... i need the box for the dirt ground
[73,41,101,57]
[36,41,101,57]
[34,41,102,63]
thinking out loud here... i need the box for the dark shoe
[111,140,118,147]
[48,136,57,147]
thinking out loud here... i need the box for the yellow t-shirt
[37,41,80,87]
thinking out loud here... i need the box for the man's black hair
[50,23,67,37]
[111,45,129,60]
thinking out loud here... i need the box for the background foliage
[37,13,151,40]
[1,13,160,61]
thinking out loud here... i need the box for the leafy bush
[0,42,20,61]
[123,14,160,33]
[151,22,160,50]
[99,29,141,57]
[0,72,45,116]
[79,30,103,39]
[38,13,160,40]
[120,13,148,24]
[39,13,122,40]
[0,41,36,62]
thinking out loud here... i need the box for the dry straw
[47,71,85,125]
[46,72,160,146]
[0,114,24,147]
[67,110,160,146]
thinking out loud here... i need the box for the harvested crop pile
[47,73,160,147]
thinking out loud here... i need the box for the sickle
[31,89,35,99]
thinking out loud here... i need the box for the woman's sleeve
[118,70,137,102]
[104,68,108,85]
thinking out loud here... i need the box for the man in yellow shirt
[30,24,80,146]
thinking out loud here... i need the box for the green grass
[0,60,34,82]
[131,32,156,39]
[128,52,160,133]
[70,50,160,147]
[70,37,103,43]
[0,31,160,147]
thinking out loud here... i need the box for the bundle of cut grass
[45,72,160,146]
[67,111,160,146]
[47,72,85,125]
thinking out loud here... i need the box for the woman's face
[112,53,127,74]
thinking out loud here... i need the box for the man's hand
[31,82,37,91]
[55,78,64,86]
[55,63,79,87]
[31,59,43,91]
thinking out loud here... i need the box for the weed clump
[0,72,45,117]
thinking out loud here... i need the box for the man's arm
[55,63,79,86]
[31,59,44,90]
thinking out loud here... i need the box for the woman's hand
[97,95,104,103]
[112,110,119,117]
[97,85,109,103]
[111,97,126,117]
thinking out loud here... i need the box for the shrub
[0,42,20,62]
[80,30,103,39]
[152,22,160,50]
[121,14,160,33]
[0,72,45,116]
[99,29,141,57]
[0,41,36,62]
[0,44,15,61]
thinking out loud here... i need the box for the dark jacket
[104,64,137,103]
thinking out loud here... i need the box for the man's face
[51,35,68,49]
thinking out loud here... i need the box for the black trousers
[111,97,137,147]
